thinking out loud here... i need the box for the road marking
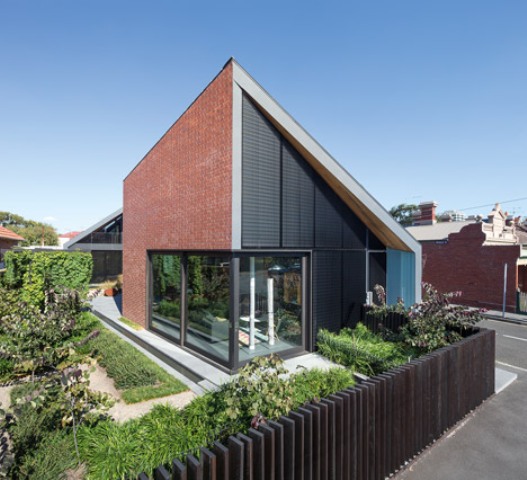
[503,334,527,343]
[496,361,527,373]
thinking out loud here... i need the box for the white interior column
[267,277,275,345]
[249,256,256,350]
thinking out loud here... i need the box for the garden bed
[137,327,495,480]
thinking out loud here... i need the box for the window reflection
[185,256,230,363]
[151,254,182,340]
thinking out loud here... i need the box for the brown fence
[138,328,495,480]
[359,306,408,333]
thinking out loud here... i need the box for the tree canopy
[389,204,419,227]
[0,211,59,246]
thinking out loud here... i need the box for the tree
[389,204,419,226]
[0,211,58,246]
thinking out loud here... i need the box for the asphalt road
[395,319,527,480]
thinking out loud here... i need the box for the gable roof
[0,225,24,242]
[230,59,420,254]
[64,208,123,249]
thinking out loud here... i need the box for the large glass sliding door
[150,252,307,370]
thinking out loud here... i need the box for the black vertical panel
[342,251,366,328]
[368,252,387,293]
[368,230,385,250]
[313,251,342,337]
[314,178,343,248]
[342,206,367,249]
[242,95,281,247]
[282,141,315,248]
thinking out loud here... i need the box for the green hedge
[4,250,93,306]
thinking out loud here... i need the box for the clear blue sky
[1,0,526,233]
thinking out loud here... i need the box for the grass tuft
[317,323,411,376]
[118,316,144,331]
[77,317,188,403]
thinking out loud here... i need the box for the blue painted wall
[386,249,416,306]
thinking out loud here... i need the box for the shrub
[3,250,92,307]
[6,368,111,479]
[317,323,410,375]
[0,288,91,380]
[401,283,485,354]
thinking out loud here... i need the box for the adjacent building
[64,209,123,283]
[0,225,24,265]
[408,201,527,313]
[123,59,421,371]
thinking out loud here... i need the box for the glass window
[239,256,303,362]
[151,254,182,341]
[185,256,231,363]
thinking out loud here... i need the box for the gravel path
[87,364,196,423]
[0,365,196,423]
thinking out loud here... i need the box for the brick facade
[422,223,521,312]
[123,63,233,326]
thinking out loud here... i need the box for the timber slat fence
[138,328,495,480]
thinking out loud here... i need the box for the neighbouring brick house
[408,201,527,313]
[0,225,24,264]
[123,59,422,371]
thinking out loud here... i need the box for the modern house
[408,201,527,313]
[123,59,421,371]
[64,208,123,283]
[0,225,24,265]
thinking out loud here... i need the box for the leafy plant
[7,366,112,477]
[213,354,295,434]
[58,366,113,466]
[401,283,485,354]
[3,250,92,307]
[79,356,355,479]
[317,324,410,375]
[290,367,355,405]
[0,288,90,380]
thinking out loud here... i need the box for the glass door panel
[151,254,182,341]
[185,256,231,364]
[238,255,303,362]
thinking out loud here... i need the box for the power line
[458,197,527,212]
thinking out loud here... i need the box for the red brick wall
[422,223,521,312]
[123,63,233,326]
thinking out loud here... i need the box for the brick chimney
[413,201,438,226]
